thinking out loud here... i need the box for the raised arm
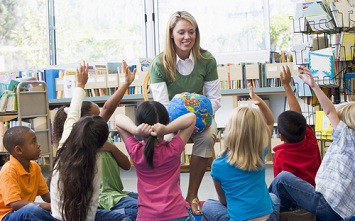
[281,65,301,113]
[100,60,136,122]
[100,141,131,170]
[248,83,274,135]
[58,61,88,148]
[298,66,339,129]
[151,113,196,144]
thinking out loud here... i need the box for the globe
[168,92,213,134]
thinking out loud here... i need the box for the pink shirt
[125,135,188,221]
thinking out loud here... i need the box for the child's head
[3,126,40,160]
[336,101,355,130]
[53,101,100,147]
[55,115,108,221]
[135,101,170,168]
[277,110,306,143]
[223,107,269,171]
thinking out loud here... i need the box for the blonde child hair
[222,106,270,171]
[336,102,355,130]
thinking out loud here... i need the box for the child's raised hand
[248,83,260,105]
[298,67,316,88]
[122,60,137,85]
[280,65,291,85]
[76,61,89,89]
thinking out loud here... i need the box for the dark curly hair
[52,101,93,147]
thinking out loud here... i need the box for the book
[308,48,335,85]
[315,111,332,140]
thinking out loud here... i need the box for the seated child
[269,66,355,220]
[273,65,321,187]
[115,101,196,221]
[0,126,55,221]
[202,84,280,221]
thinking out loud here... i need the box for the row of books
[217,62,299,90]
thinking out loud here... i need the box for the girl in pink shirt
[115,101,196,221]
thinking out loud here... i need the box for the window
[53,0,145,65]
[0,0,47,71]
[154,0,270,63]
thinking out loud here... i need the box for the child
[115,101,196,221]
[51,61,137,221]
[0,126,55,221]
[269,66,355,220]
[202,84,280,221]
[273,65,321,187]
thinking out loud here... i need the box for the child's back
[115,101,196,221]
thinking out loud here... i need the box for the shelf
[0,114,18,122]
[49,87,291,107]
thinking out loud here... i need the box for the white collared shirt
[176,53,194,76]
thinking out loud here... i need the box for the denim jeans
[110,193,138,221]
[168,208,196,221]
[269,171,342,221]
[201,193,280,221]
[2,203,55,221]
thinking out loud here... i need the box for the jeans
[2,203,55,221]
[269,171,342,221]
[95,209,132,221]
[168,208,196,221]
[96,192,138,221]
[201,193,280,221]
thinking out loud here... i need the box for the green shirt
[98,151,129,210]
[150,51,218,100]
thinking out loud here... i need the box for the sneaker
[280,209,316,221]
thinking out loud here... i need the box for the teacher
[149,11,221,215]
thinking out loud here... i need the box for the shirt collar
[9,155,31,175]
[176,53,195,65]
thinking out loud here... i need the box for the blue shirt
[211,153,273,221]
[316,121,355,219]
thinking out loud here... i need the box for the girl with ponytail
[115,101,196,221]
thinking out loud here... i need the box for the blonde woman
[202,84,280,221]
[149,11,221,215]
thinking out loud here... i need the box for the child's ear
[14,145,23,155]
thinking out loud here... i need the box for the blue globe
[168,92,213,134]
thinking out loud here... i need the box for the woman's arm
[204,80,222,114]
[248,83,274,135]
[298,67,339,129]
[100,60,136,122]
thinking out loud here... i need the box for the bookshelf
[0,81,52,168]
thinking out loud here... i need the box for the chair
[141,72,217,172]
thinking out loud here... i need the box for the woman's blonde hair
[336,101,355,130]
[221,107,270,171]
[163,11,209,81]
